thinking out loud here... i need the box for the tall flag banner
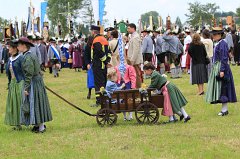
[21,21,27,37]
[10,23,16,39]
[149,16,153,31]
[99,0,105,25]
[4,27,11,40]
[37,17,40,33]
[41,2,48,28]
[118,33,126,77]
[15,20,20,38]
[26,6,32,33]
[42,22,49,41]
[34,17,40,33]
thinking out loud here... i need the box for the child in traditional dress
[106,68,125,101]
[143,62,191,123]
[115,59,136,120]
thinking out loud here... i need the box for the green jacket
[22,51,41,92]
[149,71,167,90]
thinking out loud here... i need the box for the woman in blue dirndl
[206,27,237,116]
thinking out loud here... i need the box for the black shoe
[87,94,91,99]
[54,75,57,78]
[173,115,179,122]
[198,91,205,95]
[56,73,59,77]
[218,111,229,116]
[31,126,39,132]
[35,129,46,133]
[162,120,176,124]
[184,116,191,123]
[180,115,184,121]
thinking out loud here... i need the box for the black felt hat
[104,27,114,32]
[90,25,100,31]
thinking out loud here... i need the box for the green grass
[0,67,240,159]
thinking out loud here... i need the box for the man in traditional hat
[162,29,180,78]
[48,38,62,77]
[154,30,165,74]
[127,23,143,88]
[36,36,48,71]
[104,27,115,41]
[90,25,111,106]
[141,30,153,63]
[224,27,235,65]
[1,39,10,74]
[28,34,42,65]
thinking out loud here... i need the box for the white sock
[169,116,174,121]
[180,108,188,118]
[39,123,45,131]
[221,103,228,112]
[177,111,182,116]
[123,112,127,119]
[129,112,133,119]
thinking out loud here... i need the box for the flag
[36,17,40,33]
[10,23,16,39]
[41,2,48,28]
[21,21,27,37]
[26,6,32,33]
[15,20,20,38]
[118,33,126,77]
[99,0,105,25]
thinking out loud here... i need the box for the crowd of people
[1,21,240,132]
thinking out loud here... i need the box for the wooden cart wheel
[96,108,117,127]
[135,102,159,124]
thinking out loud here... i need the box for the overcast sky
[0,0,239,25]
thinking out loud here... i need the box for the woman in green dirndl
[4,40,25,130]
[206,27,237,116]
[17,37,53,133]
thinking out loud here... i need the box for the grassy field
[0,66,240,159]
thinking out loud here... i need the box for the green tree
[237,7,240,25]
[47,0,84,37]
[80,0,95,27]
[141,11,159,28]
[185,2,219,26]
[175,16,183,28]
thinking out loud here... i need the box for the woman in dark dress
[17,37,52,133]
[84,36,95,99]
[188,33,208,95]
[206,27,237,116]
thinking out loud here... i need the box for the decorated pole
[149,15,153,31]
[166,15,171,30]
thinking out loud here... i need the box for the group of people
[1,20,240,131]
[88,23,239,123]
[3,37,52,132]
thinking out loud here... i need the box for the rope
[45,86,96,117]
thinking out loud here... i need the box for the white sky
[0,0,239,25]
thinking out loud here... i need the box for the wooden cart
[96,89,164,126]
[46,86,164,127]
